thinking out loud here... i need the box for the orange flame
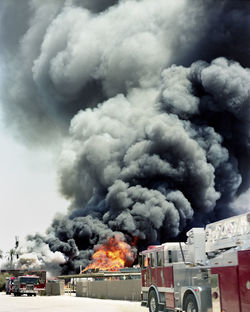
[82,235,136,272]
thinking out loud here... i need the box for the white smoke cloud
[13,236,66,275]
[230,189,250,214]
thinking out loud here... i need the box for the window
[156,251,163,267]
[164,249,178,265]
[144,255,149,268]
[164,250,172,265]
[138,255,143,267]
[19,277,39,284]
[150,253,155,267]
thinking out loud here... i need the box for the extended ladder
[205,212,250,253]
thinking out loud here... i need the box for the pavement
[0,292,146,312]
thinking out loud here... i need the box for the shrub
[0,273,11,292]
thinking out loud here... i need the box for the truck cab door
[238,250,250,312]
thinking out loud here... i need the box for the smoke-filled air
[0,0,250,274]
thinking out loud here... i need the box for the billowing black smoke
[0,0,250,274]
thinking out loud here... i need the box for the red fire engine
[140,212,250,312]
[13,275,46,296]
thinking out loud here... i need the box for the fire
[82,235,136,272]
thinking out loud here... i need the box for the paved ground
[0,292,146,312]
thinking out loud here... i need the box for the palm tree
[8,249,16,264]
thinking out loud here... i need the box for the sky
[0,103,68,258]
[0,0,249,274]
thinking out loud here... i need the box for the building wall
[46,280,65,296]
[76,279,142,301]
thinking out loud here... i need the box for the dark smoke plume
[0,0,250,273]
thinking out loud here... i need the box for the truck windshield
[20,277,39,284]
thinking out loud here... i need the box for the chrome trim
[181,287,201,311]
[142,286,174,293]
[158,287,174,293]
[210,273,221,312]
[148,285,161,305]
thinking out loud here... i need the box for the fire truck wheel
[183,294,198,312]
[148,290,159,312]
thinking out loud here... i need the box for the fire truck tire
[148,290,159,312]
[183,294,198,312]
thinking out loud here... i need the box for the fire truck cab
[140,212,250,312]
[13,275,42,296]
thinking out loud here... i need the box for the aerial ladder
[140,212,250,312]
